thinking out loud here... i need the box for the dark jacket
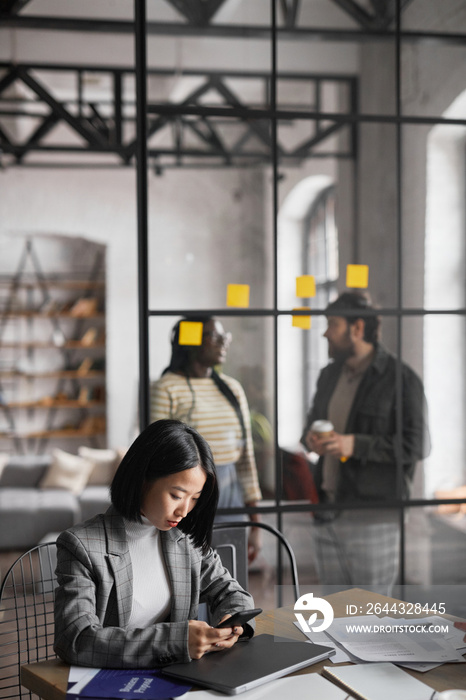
[301,344,430,504]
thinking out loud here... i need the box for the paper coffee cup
[310,420,334,438]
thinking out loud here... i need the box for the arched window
[277,176,338,448]
[302,184,338,411]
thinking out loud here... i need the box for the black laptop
[162,633,334,695]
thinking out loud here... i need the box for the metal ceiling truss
[164,0,229,26]
[0,62,357,168]
[329,0,414,30]
[279,0,301,28]
[0,0,31,15]
[0,0,426,38]
[157,0,300,28]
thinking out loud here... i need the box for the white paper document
[325,615,465,663]
[427,616,466,651]
[68,667,98,684]
[176,673,351,700]
[396,617,466,673]
[67,667,100,693]
[293,620,356,663]
[323,662,435,700]
[396,660,443,673]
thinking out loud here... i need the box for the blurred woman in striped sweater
[150,316,262,562]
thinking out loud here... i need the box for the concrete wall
[0,165,272,450]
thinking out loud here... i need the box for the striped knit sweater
[150,372,261,504]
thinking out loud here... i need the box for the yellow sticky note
[346,264,369,288]
[227,284,250,308]
[292,308,311,330]
[296,275,316,298]
[178,321,203,346]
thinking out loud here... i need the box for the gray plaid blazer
[54,507,254,668]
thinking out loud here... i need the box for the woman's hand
[188,618,243,659]
[247,527,262,564]
[246,503,262,564]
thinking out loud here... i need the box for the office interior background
[1,0,466,602]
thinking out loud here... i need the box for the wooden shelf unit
[0,371,105,380]
[0,429,106,440]
[0,236,107,454]
[0,279,105,291]
[1,341,105,349]
[1,312,105,319]
[5,400,105,410]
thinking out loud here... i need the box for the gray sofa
[0,455,111,550]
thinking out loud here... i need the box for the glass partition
[147,160,274,310]
[3,0,466,598]
[109,0,466,590]
[404,506,466,594]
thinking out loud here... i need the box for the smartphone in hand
[215,608,263,629]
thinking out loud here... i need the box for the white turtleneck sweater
[124,517,172,629]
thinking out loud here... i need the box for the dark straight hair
[326,291,381,345]
[163,315,247,445]
[111,419,218,553]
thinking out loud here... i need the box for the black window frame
[134,0,466,588]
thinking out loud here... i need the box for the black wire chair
[213,521,300,600]
[0,543,57,700]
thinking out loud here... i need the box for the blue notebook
[67,668,191,700]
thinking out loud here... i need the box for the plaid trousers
[312,510,400,592]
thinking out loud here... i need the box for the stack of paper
[397,616,466,672]
[295,614,466,670]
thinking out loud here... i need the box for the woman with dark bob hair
[54,419,255,669]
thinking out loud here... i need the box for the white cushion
[78,446,120,486]
[39,448,94,495]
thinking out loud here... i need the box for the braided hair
[162,316,247,446]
